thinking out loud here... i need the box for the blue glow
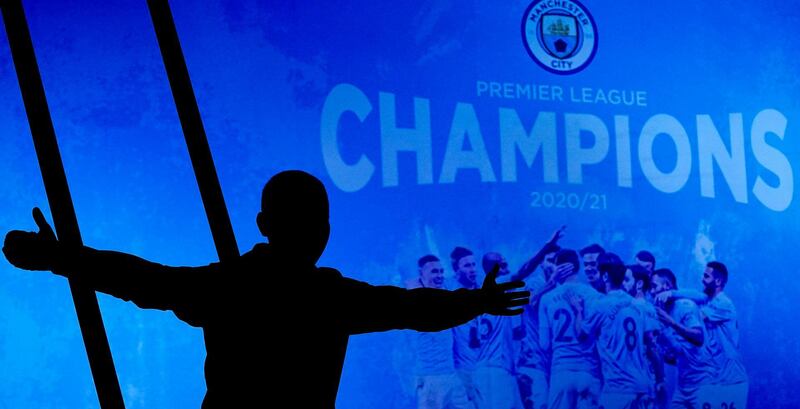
[1,0,798,407]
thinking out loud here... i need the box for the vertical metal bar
[146,0,240,262]
[0,1,125,408]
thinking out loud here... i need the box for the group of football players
[410,227,747,409]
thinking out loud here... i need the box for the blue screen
[0,0,797,407]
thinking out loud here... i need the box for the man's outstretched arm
[510,225,564,283]
[340,265,530,335]
[4,208,212,322]
[655,306,704,347]
[654,289,707,305]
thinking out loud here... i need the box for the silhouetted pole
[0,1,125,408]
[146,0,240,262]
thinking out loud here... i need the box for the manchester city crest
[522,0,598,74]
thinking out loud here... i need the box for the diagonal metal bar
[146,0,240,263]
[0,1,125,408]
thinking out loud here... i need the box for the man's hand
[481,264,530,316]
[654,290,672,306]
[550,262,574,284]
[542,225,566,254]
[3,207,58,271]
[655,307,675,327]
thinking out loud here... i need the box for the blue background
[0,0,798,407]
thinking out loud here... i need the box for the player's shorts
[702,382,748,409]
[599,390,653,409]
[417,373,474,409]
[516,367,548,409]
[548,370,602,409]
[670,384,714,409]
[472,366,523,409]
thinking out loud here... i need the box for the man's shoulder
[589,292,627,318]
[542,282,581,304]
[540,286,560,303]
[711,292,736,311]
[591,293,617,308]
[568,282,599,299]
[240,244,344,277]
[317,266,344,279]
[673,298,700,318]
[237,243,272,266]
[566,281,593,290]
[524,274,547,291]
[632,298,657,313]
[674,298,699,309]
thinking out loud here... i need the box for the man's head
[541,245,561,281]
[554,249,580,282]
[580,244,605,292]
[257,171,330,265]
[650,268,677,296]
[418,255,445,289]
[635,250,656,273]
[482,252,509,277]
[703,261,728,296]
[625,264,651,297]
[451,246,477,288]
[598,252,626,291]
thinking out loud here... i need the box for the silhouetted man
[3,170,529,408]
